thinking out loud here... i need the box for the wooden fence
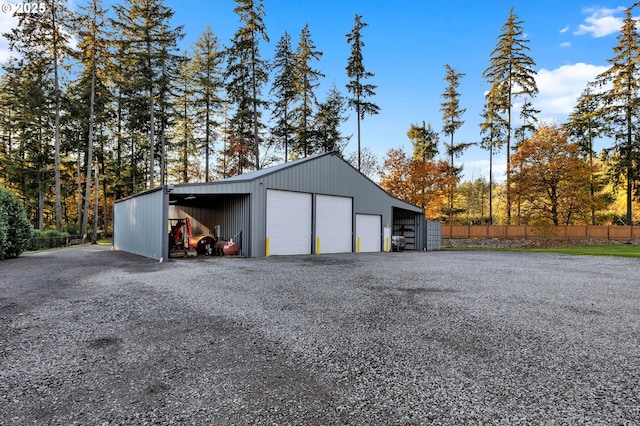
[442,225,640,241]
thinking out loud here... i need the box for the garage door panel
[356,214,381,252]
[315,195,352,254]
[267,190,312,255]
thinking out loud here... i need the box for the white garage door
[315,194,352,254]
[266,189,312,255]
[356,214,381,252]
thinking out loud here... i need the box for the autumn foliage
[510,124,595,225]
[380,148,456,218]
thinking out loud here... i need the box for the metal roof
[220,152,332,182]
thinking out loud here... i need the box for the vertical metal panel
[425,221,442,251]
[113,188,165,260]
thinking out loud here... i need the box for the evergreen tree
[479,83,507,225]
[111,0,184,189]
[346,14,379,170]
[441,65,469,167]
[169,52,196,183]
[482,7,538,224]
[191,25,225,181]
[226,0,269,173]
[566,87,607,225]
[46,0,71,232]
[270,31,296,162]
[3,9,57,229]
[73,0,111,239]
[592,3,640,225]
[407,122,438,162]
[292,23,324,158]
[313,83,349,154]
[440,64,470,221]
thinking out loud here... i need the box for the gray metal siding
[425,221,442,251]
[114,188,165,260]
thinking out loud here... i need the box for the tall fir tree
[346,14,379,170]
[111,0,184,189]
[47,0,71,232]
[592,3,640,225]
[270,31,297,162]
[292,23,324,158]
[72,0,111,239]
[169,52,196,183]
[482,7,538,225]
[407,122,439,162]
[440,64,470,221]
[479,82,507,225]
[191,24,225,181]
[3,6,60,229]
[566,87,608,225]
[313,83,349,154]
[226,0,269,173]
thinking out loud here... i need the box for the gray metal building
[114,152,425,260]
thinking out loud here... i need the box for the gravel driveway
[1,245,639,425]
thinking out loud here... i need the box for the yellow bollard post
[265,237,270,257]
[357,237,361,253]
[385,237,390,252]
[316,237,320,254]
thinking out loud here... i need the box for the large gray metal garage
[113,152,425,260]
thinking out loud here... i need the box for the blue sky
[0,1,632,181]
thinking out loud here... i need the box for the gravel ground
[1,245,639,425]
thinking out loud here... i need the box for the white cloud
[462,158,507,184]
[574,6,625,37]
[559,41,571,48]
[533,63,608,122]
[560,25,570,34]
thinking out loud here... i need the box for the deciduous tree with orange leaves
[380,148,456,219]
[511,124,596,226]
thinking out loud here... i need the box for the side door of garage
[315,194,353,254]
[266,189,312,255]
[355,214,382,252]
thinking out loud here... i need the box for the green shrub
[0,185,33,259]
[0,209,7,259]
[29,229,70,251]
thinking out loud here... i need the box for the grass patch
[462,244,640,258]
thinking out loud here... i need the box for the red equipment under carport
[169,218,198,258]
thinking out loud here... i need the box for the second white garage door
[356,214,382,252]
[315,195,352,254]
[266,189,312,255]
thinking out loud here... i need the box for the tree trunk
[52,2,62,231]
[92,167,99,243]
[489,145,493,225]
[148,46,155,189]
[81,69,96,240]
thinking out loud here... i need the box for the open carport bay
[1,247,639,424]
